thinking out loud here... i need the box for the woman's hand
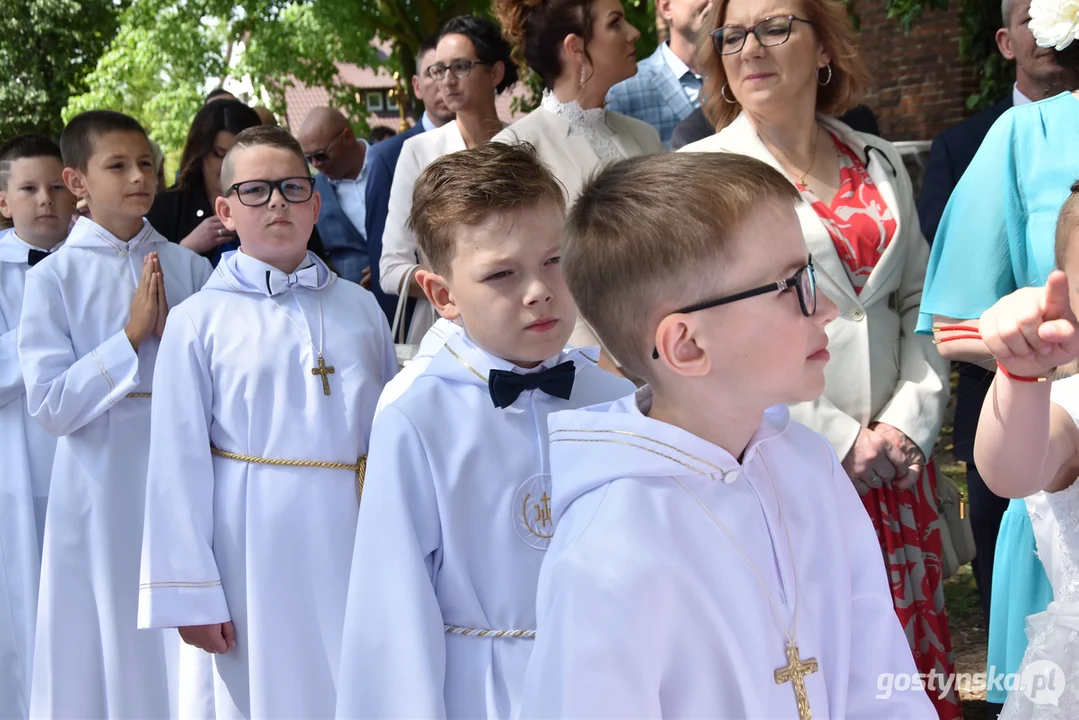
[180,216,236,255]
[870,422,924,490]
[980,270,1079,379]
[841,427,910,495]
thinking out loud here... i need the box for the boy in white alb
[138,126,396,718]
[0,135,73,718]
[519,153,936,719]
[17,111,213,717]
[335,143,635,719]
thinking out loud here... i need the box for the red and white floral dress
[803,135,963,720]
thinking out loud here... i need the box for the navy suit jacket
[918,96,1012,464]
[365,121,425,323]
[919,97,1012,245]
[314,171,368,286]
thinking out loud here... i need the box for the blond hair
[699,0,870,131]
[1056,180,1079,269]
[220,125,308,191]
[564,152,801,381]
[408,142,566,276]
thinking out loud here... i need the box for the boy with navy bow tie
[335,142,634,720]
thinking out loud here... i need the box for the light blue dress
[917,92,1079,704]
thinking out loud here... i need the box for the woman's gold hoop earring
[720,83,736,104]
[817,64,833,86]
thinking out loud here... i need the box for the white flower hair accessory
[1030,0,1079,51]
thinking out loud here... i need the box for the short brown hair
[1056,180,1079,269]
[408,142,566,276]
[220,125,309,191]
[564,152,801,381]
[699,0,870,132]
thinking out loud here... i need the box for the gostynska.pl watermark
[876,661,1066,706]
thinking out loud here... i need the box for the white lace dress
[1000,377,1079,718]
[540,90,628,165]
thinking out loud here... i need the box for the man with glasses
[364,36,454,322]
[297,106,372,289]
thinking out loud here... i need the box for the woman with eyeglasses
[493,0,664,358]
[680,2,957,716]
[379,15,518,344]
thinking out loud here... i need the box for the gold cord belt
[127,393,152,398]
[210,446,367,504]
[444,624,536,640]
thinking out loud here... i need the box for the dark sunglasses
[303,128,346,165]
[652,259,817,360]
[224,177,315,207]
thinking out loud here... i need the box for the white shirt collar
[660,40,698,81]
[1014,83,1033,106]
[421,112,436,132]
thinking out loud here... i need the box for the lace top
[540,90,626,164]
[1044,377,1079,603]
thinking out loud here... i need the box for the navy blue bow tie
[488,360,576,409]
[27,249,49,267]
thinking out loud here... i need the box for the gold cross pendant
[774,642,818,720]
[311,353,335,395]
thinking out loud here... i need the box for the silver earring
[720,82,736,104]
[579,64,588,88]
[817,64,833,86]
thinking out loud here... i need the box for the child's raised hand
[125,254,159,350]
[152,254,168,338]
[178,622,236,654]
[980,270,1079,378]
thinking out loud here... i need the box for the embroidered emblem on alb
[513,474,554,550]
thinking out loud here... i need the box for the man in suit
[606,0,711,148]
[297,106,372,288]
[919,0,1069,649]
[364,36,454,323]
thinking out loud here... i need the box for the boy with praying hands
[138,125,396,718]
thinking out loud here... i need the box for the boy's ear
[310,189,322,225]
[62,167,89,200]
[654,314,712,377]
[417,269,459,321]
[0,191,11,220]
[215,196,237,232]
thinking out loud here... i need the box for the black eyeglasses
[426,59,489,80]
[711,15,813,56]
[652,259,817,359]
[224,177,315,207]
[303,128,346,165]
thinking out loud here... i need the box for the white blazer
[493,107,665,348]
[379,121,467,344]
[680,113,949,458]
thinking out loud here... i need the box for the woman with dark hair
[492,0,664,354]
[380,15,517,342]
[922,4,1079,713]
[145,100,260,266]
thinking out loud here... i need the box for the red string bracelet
[931,324,982,344]
[996,363,1050,383]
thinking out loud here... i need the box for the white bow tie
[263,264,320,296]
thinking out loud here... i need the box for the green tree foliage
[0,0,127,140]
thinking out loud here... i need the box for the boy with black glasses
[138,125,396,717]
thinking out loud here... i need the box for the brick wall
[856,0,980,141]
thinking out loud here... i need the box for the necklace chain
[764,126,821,190]
[672,449,801,645]
[268,290,325,357]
